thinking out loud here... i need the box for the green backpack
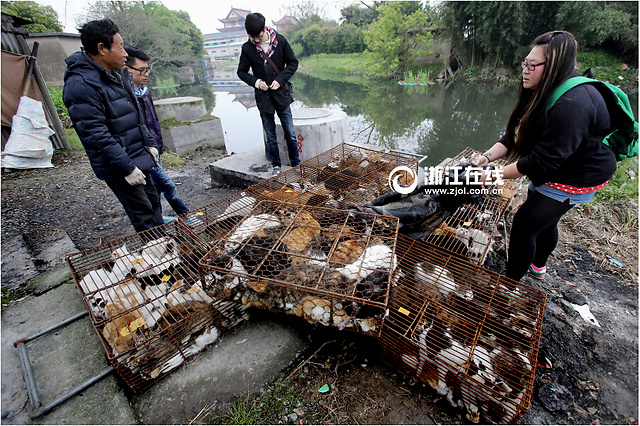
[547,76,639,161]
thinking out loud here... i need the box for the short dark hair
[124,45,150,67]
[79,19,119,55]
[245,13,265,37]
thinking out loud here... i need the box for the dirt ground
[1,150,637,425]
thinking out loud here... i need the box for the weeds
[161,152,186,168]
[211,381,303,425]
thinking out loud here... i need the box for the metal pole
[13,311,88,346]
[30,367,115,420]
[15,342,41,411]
[12,311,93,418]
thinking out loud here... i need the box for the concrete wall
[161,118,225,155]
[25,33,81,89]
[155,97,207,122]
[272,109,349,165]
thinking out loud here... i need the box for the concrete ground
[1,156,311,425]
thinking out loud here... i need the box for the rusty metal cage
[199,199,400,336]
[424,196,506,266]
[66,220,248,393]
[181,191,262,243]
[379,235,546,424]
[443,147,525,208]
[247,143,419,209]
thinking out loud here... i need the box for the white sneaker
[272,166,281,176]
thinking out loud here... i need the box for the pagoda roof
[273,16,298,25]
[219,8,250,23]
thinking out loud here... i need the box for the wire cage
[199,199,400,336]
[423,196,506,266]
[443,147,525,208]
[181,191,262,243]
[66,220,248,393]
[379,235,546,424]
[247,143,419,209]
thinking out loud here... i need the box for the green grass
[299,52,374,76]
[577,49,637,88]
[211,380,304,425]
[161,152,186,167]
[51,128,85,164]
[592,157,639,204]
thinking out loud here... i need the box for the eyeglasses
[128,66,152,75]
[521,61,545,71]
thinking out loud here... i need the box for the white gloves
[125,167,146,186]
[149,146,159,163]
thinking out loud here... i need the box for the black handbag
[259,51,293,96]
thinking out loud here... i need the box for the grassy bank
[298,53,374,82]
[298,50,638,93]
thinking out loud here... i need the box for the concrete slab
[131,315,308,424]
[35,229,77,267]
[1,282,135,425]
[209,148,295,187]
[1,234,38,291]
[28,264,73,295]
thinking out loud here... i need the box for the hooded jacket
[237,32,298,114]
[63,51,157,180]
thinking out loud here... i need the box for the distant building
[203,8,299,61]
[272,16,298,33]
[203,8,250,60]
[24,32,81,88]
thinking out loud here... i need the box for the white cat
[78,268,119,318]
[455,227,493,263]
[225,213,281,251]
[335,244,396,280]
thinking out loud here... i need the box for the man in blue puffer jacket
[63,19,163,233]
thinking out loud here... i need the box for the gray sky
[38,0,351,34]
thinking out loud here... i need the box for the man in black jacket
[237,12,300,176]
[63,19,163,233]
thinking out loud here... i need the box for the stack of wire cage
[379,234,546,424]
[62,142,544,421]
[66,219,248,393]
[246,143,419,209]
[199,199,399,336]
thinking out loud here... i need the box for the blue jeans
[260,106,300,167]
[149,158,189,215]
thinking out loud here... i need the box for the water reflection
[158,73,638,164]
[292,74,520,164]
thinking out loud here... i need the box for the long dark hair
[504,31,578,160]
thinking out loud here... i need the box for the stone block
[161,118,225,155]
[155,97,206,122]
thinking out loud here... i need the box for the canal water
[193,73,638,166]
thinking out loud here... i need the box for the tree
[442,1,638,68]
[280,0,330,21]
[1,1,62,33]
[557,2,638,63]
[82,1,204,66]
[364,1,439,78]
[340,3,378,26]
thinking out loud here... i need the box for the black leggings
[506,189,574,281]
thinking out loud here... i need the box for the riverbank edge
[298,52,639,94]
